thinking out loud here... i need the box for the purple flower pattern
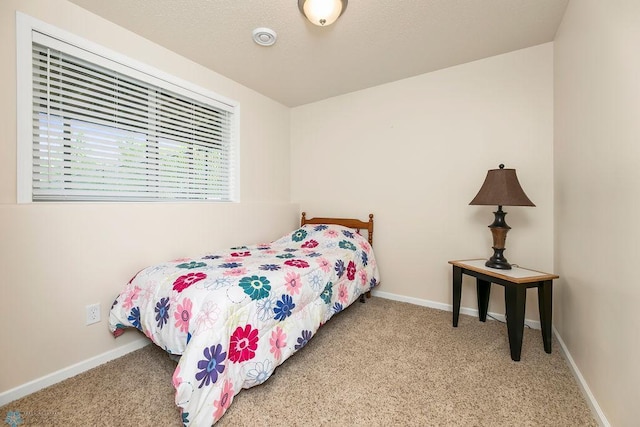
[295,330,313,350]
[196,344,227,388]
[155,298,170,329]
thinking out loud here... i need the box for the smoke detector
[252,28,277,47]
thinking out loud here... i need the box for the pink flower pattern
[223,267,248,277]
[213,379,234,421]
[302,239,318,248]
[347,261,356,280]
[284,259,309,268]
[324,229,339,238]
[359,270,368,285]
[122,285,141,310]
[172,365,182,389]
[316,257,331,273]
[173,272,207,293]
[229,324,259,363]
[338,283,349,304]
[284,272,302,295]
[230,251,251,257]
[269,327,287,360]
[174,298,192,333]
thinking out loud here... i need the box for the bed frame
[300,212,375,301]
[300,212,374,246]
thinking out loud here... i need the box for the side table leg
[538,280,553,353]
[504,284,526,361]
[477,279,491,322]
[453,266,462,327]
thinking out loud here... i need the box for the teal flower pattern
[177,261,207,269]
[291,229,307,242]
[339,240,357,251]
[239,276,272,300]
[320,282,333,304]
[276,253,295,259]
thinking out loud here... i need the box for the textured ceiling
[66,0,569,107]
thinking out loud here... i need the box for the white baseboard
[553,327,610,427]
[371,289,608,426]
[371,289,541,329]
[0,338,150,406]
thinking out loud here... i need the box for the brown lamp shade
[469,164,535,207]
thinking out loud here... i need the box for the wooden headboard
[300,212,374,246]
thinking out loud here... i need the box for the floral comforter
[109,224,379,426]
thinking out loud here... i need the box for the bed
[109,212,379,426]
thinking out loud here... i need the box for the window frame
[16,12,240,203]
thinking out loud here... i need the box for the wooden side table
[449,259,559,361]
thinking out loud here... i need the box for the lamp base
[485,248,512,270]
[486,207,512,270]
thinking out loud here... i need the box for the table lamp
[469,164,535,270]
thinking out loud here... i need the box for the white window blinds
[30,34,237,202]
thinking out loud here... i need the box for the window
[18,15,238,202]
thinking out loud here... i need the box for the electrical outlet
[86,303,101,325]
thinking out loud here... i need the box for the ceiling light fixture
[252,27,277,46]
[298,0,348,27]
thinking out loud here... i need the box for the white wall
[554,0,640,425]
[13,4,633,423]
[0,0,297,394]
[292,44,554,321]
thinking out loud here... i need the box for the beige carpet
[2,297,596,426]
